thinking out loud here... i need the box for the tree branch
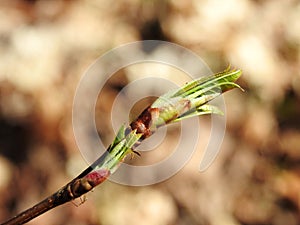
[1,68,242,225]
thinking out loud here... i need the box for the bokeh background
[1,0,300,225]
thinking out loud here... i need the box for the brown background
[0,1,300,225]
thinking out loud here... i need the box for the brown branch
[1,68,242,225]
[1,154,108,225]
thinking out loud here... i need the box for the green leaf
[173,68,243,99]
[94,127,142,173]
[91,67,242,175]
[172,104,223,122]
[150,67,242,126]
[110,124,126,149]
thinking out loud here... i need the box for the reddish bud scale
[130,107,160,139]
[85,169,111,187]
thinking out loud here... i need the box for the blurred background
[0,0,300,225]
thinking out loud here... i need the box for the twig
[1,68,242,225]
